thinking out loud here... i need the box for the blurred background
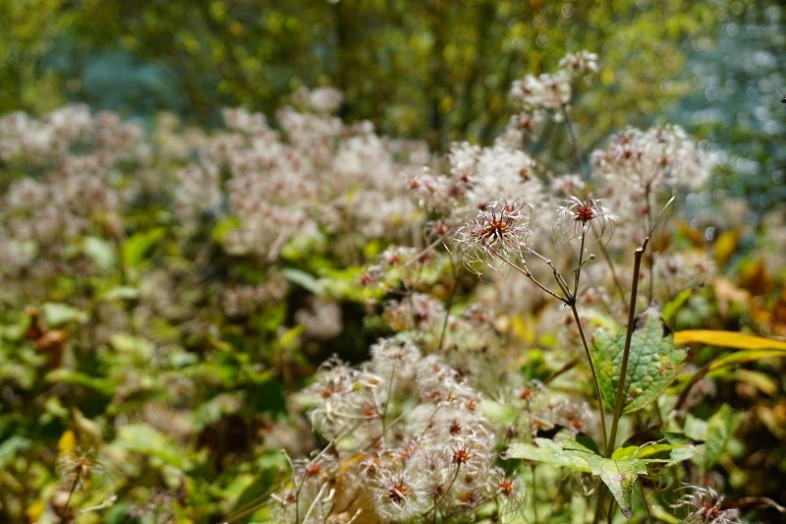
[2,0,785,213]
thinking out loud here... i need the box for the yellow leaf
[58,429,76,456]
[674,330,786,351]
[26,500,45,522]
[713,228,740,266]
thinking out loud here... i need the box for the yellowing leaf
[674,330,786,351]
[58,429,77,456]
[25,500,45,522]
[713,228,740,266]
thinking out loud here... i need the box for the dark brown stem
[607,237,650,454]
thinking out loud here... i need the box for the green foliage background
[0,0,735,148]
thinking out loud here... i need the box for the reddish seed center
[388,482,408,504]
[452,448,471,465]
[498,479,514,497]
[574,203,595,223]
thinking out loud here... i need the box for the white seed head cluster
[173,94,425,261]
[0,106,146,280]
[283,340,510,522]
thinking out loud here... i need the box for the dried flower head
[672,485,741,524]
[559,51,599,78]
[553,196,617,243]
[56,448,104,491]
[454,201,531,271]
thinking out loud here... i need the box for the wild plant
[264,52,758,524]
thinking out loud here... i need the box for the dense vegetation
[1,1,786,523]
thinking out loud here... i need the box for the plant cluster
[1,52,785,524]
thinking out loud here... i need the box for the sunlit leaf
[673,330,786,351]
[505,438,687,519]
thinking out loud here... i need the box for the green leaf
[506,438,669,518]
[506,439,692,519]
[109,333,154,359]
[281,268,324,295]
[43,302,88,327]
[703,404,743,469]
[591,310,685,414]
[112,424,192,470]
[0,436,31,469]
[212,217,241,244]
[83,236,117,270]
[662,288,694,324]
[122,227,165,268]
[480,399,519,428]
[99,286,140,301]
[45,369,118,396]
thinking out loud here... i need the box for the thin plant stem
[607,238,649,454]
[437,254,459,352]
[487,247,566,302]
[424,463,462,519]
[531,465,539,524]
[302,483,330,523]
[639,483,654,521]
[380,361,398,441]
[573,228,588,298]
[591,224,628,310]
[60,469,82,523]
[592,485,606,524]
[569,301,608,455]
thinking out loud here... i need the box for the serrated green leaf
[505,438,661,518]
[591,311,685,414]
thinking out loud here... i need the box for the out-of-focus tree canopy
[2,0,729,150]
